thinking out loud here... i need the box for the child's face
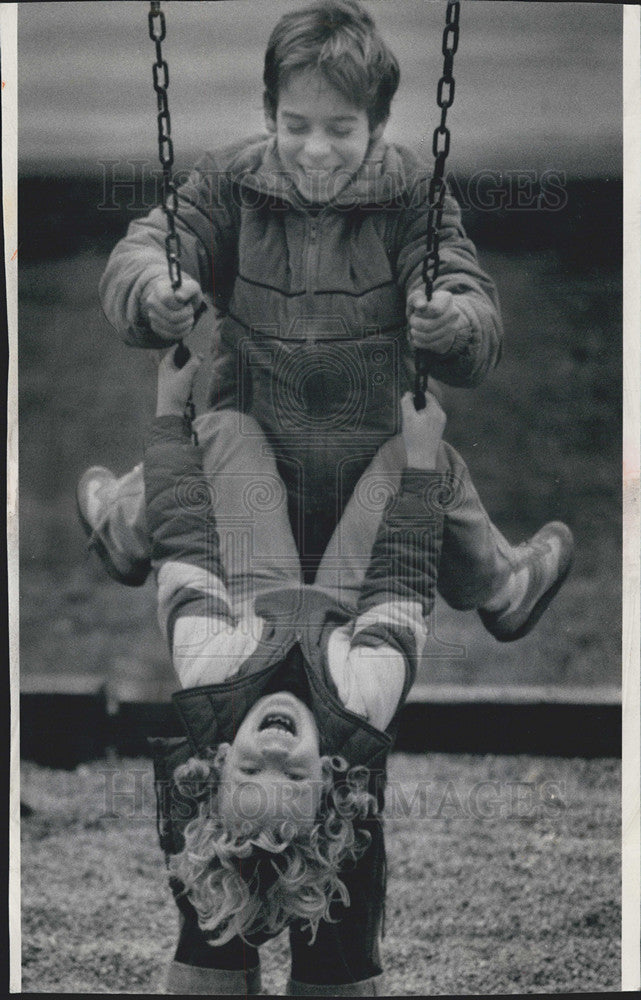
[271,68,384,202]
[218,692,325,834]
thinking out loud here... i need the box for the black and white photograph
[9,0,636,994]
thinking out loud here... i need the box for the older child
[98,349,450,995]
[97,0,572,640]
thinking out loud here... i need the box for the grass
[20,752,621,994]
[19,248,621,692]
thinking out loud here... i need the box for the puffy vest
[151,587,412,857]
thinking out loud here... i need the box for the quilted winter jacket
[100,135,502,380]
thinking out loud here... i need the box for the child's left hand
[400,391,446,470]
[156,349,202,418]
[407,288,463,354]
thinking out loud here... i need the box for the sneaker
[478,521,574,642]
[76,466,150,587]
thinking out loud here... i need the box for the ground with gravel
[20,752,620,994]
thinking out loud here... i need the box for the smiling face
[269,67,385,203]
[218,692,326,835]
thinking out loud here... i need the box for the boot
[285,973,386,996]
[76,464,151,586]
[165,959,262,995]
[479,521,574,641]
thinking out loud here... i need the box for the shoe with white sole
[478,521,574,642]
[76,466,151,587]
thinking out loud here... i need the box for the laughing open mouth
[259,713,297,737]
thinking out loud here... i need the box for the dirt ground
[20,752,620,995]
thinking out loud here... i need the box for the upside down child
[79,348,472,995]
[96,0,574,642]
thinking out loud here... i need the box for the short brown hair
[263,0,400,130]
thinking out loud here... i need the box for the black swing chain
[414,0,460,410]
[148,1,182,292]
[148,1,198,443]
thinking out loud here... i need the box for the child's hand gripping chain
[141,273,206,342]
[406,287,467,357]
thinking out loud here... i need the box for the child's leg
[77,410,302,604]
[153,744,264,995]
[425,442,574,635]
[435,441,515,609]
[315,435,573,642]
[286,818,386,996]
[193,409,302,614]
[314,434,511,609]
[75,349,238,587]
[165,891,261,995]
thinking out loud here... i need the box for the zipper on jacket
[304,215,322,321]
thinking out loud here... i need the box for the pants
[101,411,516,613]
[166,818,386,994]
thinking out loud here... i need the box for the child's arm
[100,153,238,349]
[396,187,503,387]
[144,353,260,688]
[328,393,448,731]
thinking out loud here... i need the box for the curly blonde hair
[169,750,376,946]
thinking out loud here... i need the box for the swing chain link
[148,2,198,441]
[415,0,460,409]
[148,0,182,293]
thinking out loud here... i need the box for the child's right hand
[141,275,205,341]
[400,391,446,470]
[156,348,202,418]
